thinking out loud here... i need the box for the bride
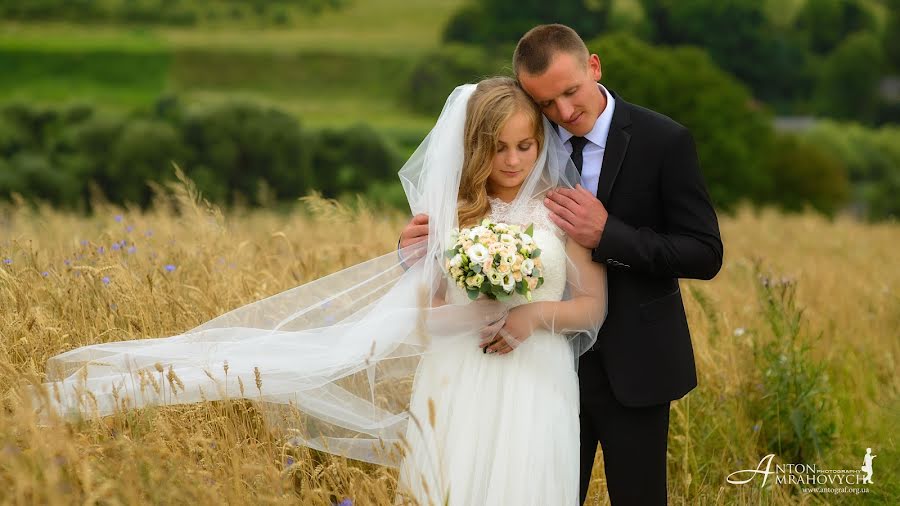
[31,77,607,505]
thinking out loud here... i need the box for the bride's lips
[500,170,520,177]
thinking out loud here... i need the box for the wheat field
[0,179,897,505]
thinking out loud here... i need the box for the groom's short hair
[513,24,590,77]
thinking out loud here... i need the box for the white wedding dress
[398,197,579,505]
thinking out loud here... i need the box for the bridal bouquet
[445,218,544,302]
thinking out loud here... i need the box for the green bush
[404,44,503,116]
[589,33,775,209]
[0,98,404,211]
[748,269,837,464]
[803,121,900,220]
[762,134,849,216]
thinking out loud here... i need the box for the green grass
[0,0,463,135]
[0,0,462,55]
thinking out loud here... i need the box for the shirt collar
[557,83,616,149]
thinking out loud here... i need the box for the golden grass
[1,182,897,505]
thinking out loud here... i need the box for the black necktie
[569,136,588,175]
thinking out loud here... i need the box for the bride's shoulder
[525,193,566,239]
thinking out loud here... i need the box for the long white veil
[29,83,606,467]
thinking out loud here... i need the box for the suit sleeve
[592,127,723,280]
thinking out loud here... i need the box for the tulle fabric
[29,83,606,472]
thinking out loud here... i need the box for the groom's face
[518,51,603,137]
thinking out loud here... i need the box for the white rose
[501,273,515,292]
[488,242,505,255]
[449,254,463,268]
[499,233,516,245]
[466,273,484,288]
[521,258,535,276]
[520,233,534,246]
[494,223,509,233]
[466,243,489,264]
[488,271,503,286]
[468,226,490,241]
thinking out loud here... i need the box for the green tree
[815,32,885,122]
[590,33,774,208]
[884,0,900,71]
[639,0,811,107]
[443,0,612,46]
[794,0,876,54]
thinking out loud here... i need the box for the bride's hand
[481,304,539,355]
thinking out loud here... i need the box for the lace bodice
[446,197,568,308]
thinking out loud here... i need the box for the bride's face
[487,110,539,197]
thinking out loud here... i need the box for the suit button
[606,259,613,264]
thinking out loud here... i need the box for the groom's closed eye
[538,87,578,108]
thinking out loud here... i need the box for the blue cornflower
[41,271,49,277]
[111,243,121,251]
[102,276,110,285]
[115,215,123,223]
[337,499,352,506]
[97,246,105,254]
[127,246,137,254]
[80,240,88,246]
[126,225,135,233]
[2,258,11,265]
[165,264,176,272]
[64,259,71,266]
[284,456,295,468]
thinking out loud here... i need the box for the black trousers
[578,352,671,505]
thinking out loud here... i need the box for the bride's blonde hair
[457,77,544,228]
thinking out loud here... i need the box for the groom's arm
[593,127,723,281]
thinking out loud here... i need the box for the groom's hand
[544,185,607,249]
[399,214,429,264]
[400,214,429,249]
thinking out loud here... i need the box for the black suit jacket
[584,90,723,407]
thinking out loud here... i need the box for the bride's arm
[525,235,608,334]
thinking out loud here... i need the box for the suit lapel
[596,90,632,206]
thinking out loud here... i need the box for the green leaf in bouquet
[467,289,480,300]
[536,277,544,289]
[531,248,541,258]
[445,249,457,258]
[515,281,526,295]
[471,263,482,273]
[525,223,534,237]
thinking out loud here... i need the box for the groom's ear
[589,54,602,82]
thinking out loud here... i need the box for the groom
[400,24,723,505]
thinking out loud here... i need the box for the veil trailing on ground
[30,83,606,467]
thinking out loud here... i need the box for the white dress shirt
[557,84,616,197]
